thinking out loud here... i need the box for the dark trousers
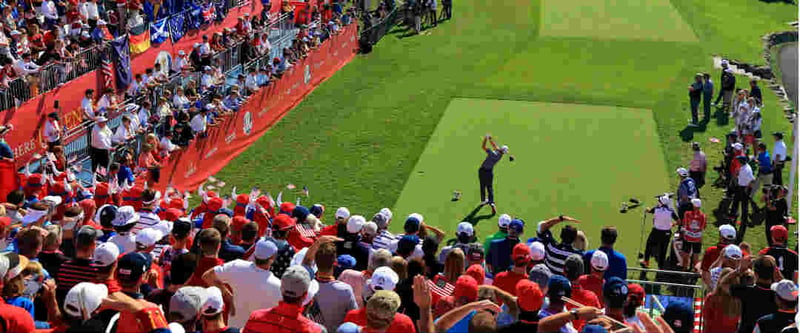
[440,3,451,19]
[730,186,750,242]
[678,201,692,220]
[690,98,700,124]
[91,147,110,172]
[644,228,672,268]
[773,162,784,185]
[478,168,494,203]
[47,139,62,152]
[428,8,437,26]
[702,95,712,119]
[690,170,705,189]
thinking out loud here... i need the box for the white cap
[97,19,107,25]
[721,59,729,66]
[590,251,609,271]
[347,215,366,234]
[691,198,702,208]
[168,323,186,333]
[771,280,798,302]
[409,213,424,223]
[676,168,689,177]
[723,245,743,259]
[254,239,278,260]
[335,207,351,220]
[362,222,378,237]
[501,145,509,153]
[94,242,120,267]
[81,31,90,38]
[719,225,736,240]
[112,206,139,227]
[732,143,743,150]
[658,195,672,206]
[135,228,163,248]
[95,116,108,122]
[456,222,474,237]
[64,283,108,320]
[303,279,319,306]
[379,208,393,221]
[43,195,63,206]
[201,286,224,316]
[368,266,399,291]
[178,50,186,55]
[724,68,733,73]
[9,30,20,36]
[498,214,512,228]
[529,241,545,261]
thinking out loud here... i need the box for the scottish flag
[150,18,169,44]
[169,14,185,42]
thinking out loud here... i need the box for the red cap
[516,280,544,312]
[453,275,478,302]
[164,208,183,222]
[465,264,485,285]
[280,202,296,214]
[207,197,224,211]
[512,243,531,263]
[0,217,10,228]
[770,225,788,243]
[627,283,646,302]
[169,198,185,211]
[272,214,296,231]
[235,194,249,204]
[232,216,249,231]
[256,196,272,209]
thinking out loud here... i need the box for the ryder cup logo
[304,64,311,85]
[243,112,253,135]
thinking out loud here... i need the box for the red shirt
[682,210,706,243]
[702,293,739,333]
[577,274,604,307]
[186,256,223,287]
[566,285,601,331]
[319,224,339,236]
[117,298,162,333]
[700,244,726,271]
[492,270,527,296]
[0,302,35,332]
[243,301,322,333]
[343,308,417,333]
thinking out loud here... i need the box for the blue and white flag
[169,14,185,42]
[110,36,132,90]
[186,3,202,30]
[150,18,169,44]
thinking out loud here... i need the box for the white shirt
[14,59,38,76]
[245,74,258,91]
[157,103,171,118]
[112,125,132,144]
[213,260,282,328]
[79,2,100,20]
[201,73,214,89]
[44,120,60,143]
[190,113,207,133]
[41,0,58,19]
[652,206,675,231]
[200,42,211,56]
[773,140,787,162]
[91,124,113,150]
[109,233,137,254]
[172,56,187,72]
[737,163,755,186]
[160,137,177,153]
[172,94,190,109]
[81,97,94,120]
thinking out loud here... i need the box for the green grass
[210,0,797,262]
[540,0,698,42]
[392,99,669,257]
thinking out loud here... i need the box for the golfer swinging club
[479,134,514,214]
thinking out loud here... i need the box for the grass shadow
[714,107,730,127]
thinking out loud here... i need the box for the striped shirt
[538,226,583,275]
[56,258,100,305]
[134,210,171,235]
[372,230,395,250]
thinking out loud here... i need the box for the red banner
[155,24,357,191]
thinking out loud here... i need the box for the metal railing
[359,7,399,52]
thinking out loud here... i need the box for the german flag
[128,23,150,55]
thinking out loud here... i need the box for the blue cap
[310,204,324,218]
[547,275,571,298]
[116,252,149,282]
[337,322,362,333]
[581,325,608,333]
[337,254,356,269]
[603,277,628,308]
[404,217,421,233]
[218,208,234,217]
[397,235,419,256]
[663,301,693,333]
[292,206,310,223]
[509,219,524,233]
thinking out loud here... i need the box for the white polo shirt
[737,163,755,186]
[773,140,787,162]
[213,260,282,328]
[652,206,675,231]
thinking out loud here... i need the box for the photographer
[763,185,789,246]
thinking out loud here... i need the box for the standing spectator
[754,142,773,192]
[186,228,224,287]
[702,73,713,120]
[680,198,706,271]
[772,132,787,185]
[115,252,164,333]
[112,116,135,145]
[698,225,737,288]
[307,242,358,332]
[339,248,393,308]
[753,279,797,333]
[146,253,197,316]
[0,125,14,162]
[342,268,414,332]
[319,207,350,237]
[108,205,138,254]
[90,116,112,172]
[759,225,798,280]
[265,214,297,278]
[764,185,789,246]
[731,155,754,241]
[55,225,101,305]
[703,268,742,333]
[44,112,62,151]
[537,215,582,275]
[487,219,523,275]
[495,280,543,333]
[563,255,600,331]
[38,224,68,279]
[577,251,607,307]
[675,167,697,219]
[707,245,743,290]
[640,197,677,269]
[169,286,208,331]
[663,301,694,333]
[602,277,628,323]
[212,215,245,262]
[203,239,282,328]
[749,79,762,105]
[387,216,424,259]
[199,287,238,333]
[439,221,478,264]
[689,142,707,189]
[336,215,371,271]
[727,255,780,333]
[440,0,451,21]
[688,73,702,126]
[483,213,510,252]
[242,265,322,332]
[623,283,646,328]
[713,61,735,113]
[538,275,575,333]
[426,0,437,27]
[492,243,529,296]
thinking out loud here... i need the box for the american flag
[427,274,455,304]
[100,51,114,92]
[296,224,317,239]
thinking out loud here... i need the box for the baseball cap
[172,218,192,238]
[169,323,186,333]
[590,251,609,271]
[310,204,325,218]
[456,222,474,237]
[774,131,785,139]
[292,206,310,223]
[366,290,401,325]
[508,219,524,234]
[691,198,702,208]
[512,242,531,263]
[362,222,378,237]
[254,239,278,260]
[76,225,103,244]
[732,142,744,150]
[369,266,399,291]
[603,277,628,308]
[94,242,120,267]
[135,228,164,249]
[95,204,118,228]
[335,207,350,220]
[719,225,736,241]
[466,243,485,262]
[498,214,511,228]
[770,225,789,243]
[165,208,183,222]
[201,286,224,316]
[516,279,544,312]
[272,214,295,231]
[563,254,584,280]
[627,283,646,302]
[409,213,424,223]
[723,244,743,260]
[465,264,485,285]
[170,286,208,322]
[453,275,479,301]
[676,168,689,177]
[337,255,356,270]
[64,283,108,320]
[379,208,393,221]
[280,202,296,215]
[529,264,553,290]
[547,275,571,298]
[116,252,149,282]
[658,194,672,206]
[112,206,139,227]
[500,145,509,153]
[397,235,419,255]
[771,279,798,302]
[372,213,389,229]
[347,215,366,234]
[281,265,311,298]
[529,241,545,261]
[662,301,693,333]
[337,322,363,333]
[403,216,421,233]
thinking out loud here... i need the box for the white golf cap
[691,198,702,208]
[456,222,474,237]
[254,239,278,260]
[501,145,509,153]
[335,207,350,220]
[201,286,224,316]
[719,224,736,240]
[368,266,399,291]
[135,228,163,248]
[732,143,743,150]
[721,59,729,66]
[168,323,186,333]
[590,251,609,271]
[347,215,366,234]
[112,206,139,227]
[362,222,378,237]
[723,244,743,259]
[64,282,108,320]
[409,213,424,223]
[95,116,108,122]
[771,280,799,302]
[379,208,393,221]
[529,241,545,261]
[94,242,120,267]
[43,195,63,206]
[658,195,672,206]
[676,168,689,177]
[498,214,512,228]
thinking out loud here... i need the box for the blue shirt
[678,178,697,203]
[219,239,245,262]
[757,151,772,174]
[703,81,714,98]
[435,310,475,333]
[584,247,627,280]
[488,237,519,275]
[480,149,502,170]
[117,166,135,185]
